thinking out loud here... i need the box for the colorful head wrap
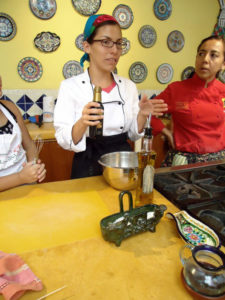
[80,14,119,67]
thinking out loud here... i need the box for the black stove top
[154,164,225,245]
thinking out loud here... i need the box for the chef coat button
[120,127,123,129]
[82,81,85,84]
[119,80,121,83]
[118,102,121,105]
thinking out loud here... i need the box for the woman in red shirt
[152,35,225,166]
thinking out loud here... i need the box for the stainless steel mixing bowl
[98,151,138,190]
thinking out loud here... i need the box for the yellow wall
[0,0,219,90]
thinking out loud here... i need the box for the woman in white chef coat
[54,14,167,179]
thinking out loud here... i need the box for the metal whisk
[33,134,44,164]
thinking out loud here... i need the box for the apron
[71,84,132,179]
[0,103,26,176]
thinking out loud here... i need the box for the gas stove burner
[198,209,225,237]
[198,183,225,193]
[176,184,201,200]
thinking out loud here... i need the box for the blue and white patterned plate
[113,4,134,29]
[181,66,195,80]
[121,37,130,55]
[29,0,57,19]
[129,62,148,83]
[18,57,43,82]
[138,25,157,48]
[219,69,225,83]
[0,13,17,41]
[34,32,60,52]
[157,63,173,84]
[167,30,185,52]
[63,60,83,79]
[75,33,84,51]
[153,0,172,20]
[72,0,101,16]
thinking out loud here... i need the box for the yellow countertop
[25,122,55,140]
[0,177,222,300]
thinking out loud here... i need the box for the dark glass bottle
[135,126,156,207]
[89,86,104,138]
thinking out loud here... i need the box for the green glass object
[100,190,167,247]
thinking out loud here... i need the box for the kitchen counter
[26,122,55,140]
[0,176,215,300]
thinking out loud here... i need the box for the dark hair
[197,35,225,61]
[87,20,120,44]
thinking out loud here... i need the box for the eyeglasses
[92,39,127,50]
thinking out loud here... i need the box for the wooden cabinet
[39,139,74,183]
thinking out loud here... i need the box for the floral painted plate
[121,37,130,55]
[167,210,220,247]
[75,33,84,51]
[63,60,83,79]
[138,25,157,48]
[153,0,172,20]
[156,63,173,84]
[0,13,17,41]
[129,62,148,83]
[17,57,43,82]
[112,4,134,29]
[181,66,195,80]
[72,0,101,16]
[34,32,60,52]
[167,30,185,52]
[29,0,57,19]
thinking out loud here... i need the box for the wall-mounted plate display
[167,30,185,52]
[218,69,225,83]
[153,0,172,20]
[112,4,133,29]
[157,63,173,84]
[18,57,43,82]
[181,66,195,80]
[75,33,84,51]
[29,0,57,19]
[63,60,83,79]
[138,25,157,48]
[0,13,17,41]
[129,62,148,83]
[34,32,60,52]
[72,0,101,16]
[121,37,130,55]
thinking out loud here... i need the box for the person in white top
[0,77,46,191]
[54,14,167,178]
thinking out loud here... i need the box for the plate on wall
[121,37,130,55]
[129,62,148,83]
[218,69,225,83]
[72,0,101,16]
[138,25,157,48]
[167,30,185,52]
[29,0,57,19]
[112,4,134,29]
[18,57,43,82]
[75,33,84,51]
[34,32,60,52]
[0,13,17,41]
[181,66,195,80]
[157,63,173,84]
[63,60,84,79]
[153,0,172,20]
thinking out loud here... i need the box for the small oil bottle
[135,119,156,207]
[89,86,104,138]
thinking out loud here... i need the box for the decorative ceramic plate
[18,57,43,82]
[34,31,60,52]
[129,62,148,83]
[156,63,173,84]
[218,69,225,83]
[63,60,83,79]
[167,30,185,52]
[112,4,134,29]
[181,66,195,80]
[121,37,130,55]
[166,210,220,247]
[0,13,17,41]
[72,0,101,16]
[75,33,84,51]
[29,0,57,19]
[138,25,157,48]
[153,0,172,20]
